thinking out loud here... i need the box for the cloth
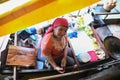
[88,50,98,62]
[41,33,68,59]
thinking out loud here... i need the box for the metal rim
[103,36,120,60]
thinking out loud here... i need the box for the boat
[0,1,120,80]
[0,21,119,80]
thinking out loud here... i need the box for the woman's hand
[54,58,66,73]
[54,66,65,73]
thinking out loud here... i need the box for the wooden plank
[29,68,96,80]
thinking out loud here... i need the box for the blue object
[30,35,37,41]
[37,48,46,63]
[68,31,78,38]
[30,27,37,34]
[17,30,22,35]
[18,30,31,40]
[77,53,82,62]
[25,27,37,35]
[37,61,44,69]
[77,53,91,63]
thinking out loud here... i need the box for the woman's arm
[61,45,68,68]
[47,54,64,73]
[47,54,57,68]
[63,45,68,59]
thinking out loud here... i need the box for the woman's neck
[53,33,62,41]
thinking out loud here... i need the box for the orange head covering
[44,18,69,35]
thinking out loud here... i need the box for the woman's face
[53,26,68,39]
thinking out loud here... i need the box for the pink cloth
[88,51,98,62]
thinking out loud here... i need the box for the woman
[40,18,76,73]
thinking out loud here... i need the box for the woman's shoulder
[42,33,53,42]
[43,33,52,39]
[41,33,53,48]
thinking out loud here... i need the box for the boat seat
[6,45,37,67]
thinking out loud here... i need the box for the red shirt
[41,33,68,59]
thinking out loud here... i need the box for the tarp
[0,0,98,36]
